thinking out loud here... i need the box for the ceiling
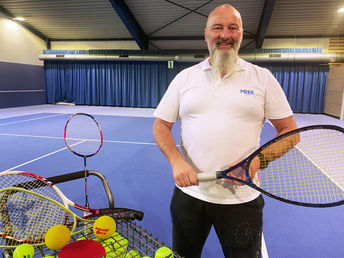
[0,0,344,51]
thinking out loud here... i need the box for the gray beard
[211,45,239,79]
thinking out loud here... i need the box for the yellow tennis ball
[44,224,71,250]
[13,243,34,258]
[93,215,116,240]
[76,236,87,241]
[98,238,116,257]
[154,247,173,258]
[124,250,140,258]
[112,232,128,254]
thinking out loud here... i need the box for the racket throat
[215,171,222,179]
[83,156,89,208]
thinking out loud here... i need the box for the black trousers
[170,187,264,258]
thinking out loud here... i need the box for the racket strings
[0,189,72,247]
[257,128,344,205]
[65,115,102,156]
[0,173,65,205]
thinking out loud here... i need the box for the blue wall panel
[0,61,46,108]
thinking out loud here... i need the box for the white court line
[262,233,269,258]
[0,133,161,146]
[105,139,157,145]
[0,114,65,126]
[295,145,344,191]
[0,133,63,140]
[2,141,85,172]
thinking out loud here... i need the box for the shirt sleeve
[263,69,293,119]
[153,72,182,123]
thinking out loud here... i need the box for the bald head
[206,4,243,30]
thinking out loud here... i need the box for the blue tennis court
[0,105,344,258]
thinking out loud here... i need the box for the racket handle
[98,208,144,221]
[197,172,221,181]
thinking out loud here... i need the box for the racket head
[58,239,105,258]
[64,113,103,158]
[0,171,68,206]
[0,187,78,248]
[241,124,344,207]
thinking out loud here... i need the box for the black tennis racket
[0,171,143,248]
[197,125,344,207]
[64,113,103,209]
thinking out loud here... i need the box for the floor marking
[0,114,65,126]
[0,133,161,146]
[262,233,269,258]
[2,141,85,172]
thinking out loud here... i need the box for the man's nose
[220,28,231,39]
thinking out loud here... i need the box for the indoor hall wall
[324,65,344,119]
[0,12,46,108]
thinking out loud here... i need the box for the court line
[296,145,344,191]
[0,133,160,146]
[262,233,269,258]
[0,133,63,140]
[2,141,85,172]
[0,114,65,126]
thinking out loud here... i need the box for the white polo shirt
[154,58,293,204]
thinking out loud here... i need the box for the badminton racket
[197,125,344,207]
[64,113,103,209]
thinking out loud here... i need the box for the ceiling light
[14,17,25,21]
[338,7,344,13]
[5,20,19,30]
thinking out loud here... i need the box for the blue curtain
[45,61,191,107]
[44,53,328,113]
[265,65,328,113]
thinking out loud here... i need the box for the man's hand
[172,159,199,187]
[154,118,198,187]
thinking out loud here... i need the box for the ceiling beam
[164,0,208,17]
[108,0,148,49]
[255,0,275,49]
[0,5,48,46]
[148,0,214,37]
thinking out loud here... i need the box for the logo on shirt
[240,89,254,95]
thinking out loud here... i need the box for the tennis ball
[112,232,128,254]
[124,250,140,258]
[76,236,87,241]
[93,215,116,240]
[99,238,116,258]
[13,243,34,258]
[44,224,71,250]
[154,247,173,258]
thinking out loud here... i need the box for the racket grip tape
[197,171,222,181]
[99,208,144,221]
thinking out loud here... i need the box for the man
[153,4,297,258]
